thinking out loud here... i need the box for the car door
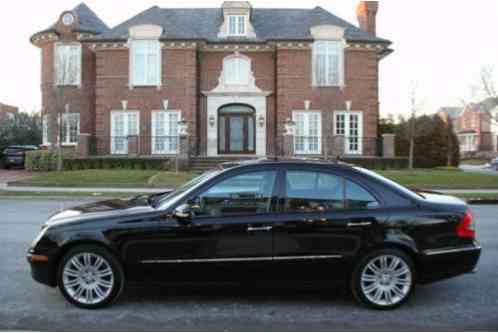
[137,168,279,283]
[272,167,385,282]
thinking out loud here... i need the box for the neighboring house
[0,103,18,122]
[453,98,498,155]
[436,106,462,132]
[31,1,392,158]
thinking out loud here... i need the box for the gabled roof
[93,6,390,44]
[437,107,463,120]
[33,3,109,38]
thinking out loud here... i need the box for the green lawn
[376,169,498,189]
[460,159,489,166]
[10,168,498,190]
[13,169,198,188]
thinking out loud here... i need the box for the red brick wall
[276,47,379,154]
[95,48,197,155]
[40,38,96,142]
[198,51,276,156]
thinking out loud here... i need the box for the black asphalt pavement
[1,199,497,331]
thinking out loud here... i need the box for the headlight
[31,227,48,248]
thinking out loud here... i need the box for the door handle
[247,226,272,232]
[347,221,372,227]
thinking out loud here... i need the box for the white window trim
[227,15,247,36]
[312,40,345,87]
[223,55,251,86]
[54,42,82,87]
[129,39,162,88]
[292,110,322,155]
[110,110,140,155]
[60,113,80,146]
[334,111,363,155]
[42,114,50,145]
[151,110,182,155]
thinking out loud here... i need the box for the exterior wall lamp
[209,115,216,127]
[258,115,265,127]
[283,117,296,136]
[177,118,188,136]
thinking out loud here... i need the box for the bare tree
[408,82,422,169]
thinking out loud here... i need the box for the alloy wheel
[360,254,412,306]
[62,252,115,305]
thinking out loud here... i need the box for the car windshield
[354,167,423,200]
[154,169,223,209]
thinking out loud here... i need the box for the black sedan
[27,159,481,310]
[2,145,39,169]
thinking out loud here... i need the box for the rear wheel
[351,249,415,310]
[57,245,124,309]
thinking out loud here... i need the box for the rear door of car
[272,166,386,282]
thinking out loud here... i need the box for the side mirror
[173,203,192,222]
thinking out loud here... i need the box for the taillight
[457,209,476,239]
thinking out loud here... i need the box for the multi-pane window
[152,111,180,154]
[293,111,322,154]
[191,171,277,218]
[334,112,363,155]
[131,40,161,86]
[111,112,139,154]
[224,57,250,85]
[228,15,246,36]
[61,113,80,144]
[313,40,343,86]
[55,44,81,86]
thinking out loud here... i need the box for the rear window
[354,167,421,200]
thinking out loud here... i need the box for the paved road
[1,199,497,331]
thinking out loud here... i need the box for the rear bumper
[418,241,481,284]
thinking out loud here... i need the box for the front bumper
[27,250,57,287]
[418,241,481,284]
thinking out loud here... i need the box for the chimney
[357,1,378,36]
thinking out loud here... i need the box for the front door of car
[272,169,384,282]
[138,169,278,282]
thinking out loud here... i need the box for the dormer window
[228,15,246,36]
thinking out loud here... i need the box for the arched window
[223,55,250,85]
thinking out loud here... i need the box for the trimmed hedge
[25,150,60,171]
[339,157,409,170]
[62,158,172,171]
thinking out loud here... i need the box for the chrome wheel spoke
[360,255,412,307]
[63,252,115,305]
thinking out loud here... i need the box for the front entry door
[218,104,256,154]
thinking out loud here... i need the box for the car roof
[6,145,39,149]
[220,157,356,171]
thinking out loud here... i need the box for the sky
[0,0,496,117]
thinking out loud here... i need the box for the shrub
[25,150,60,171]
[62,158,171,171]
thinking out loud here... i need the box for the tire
[57,244,125,309]
[351,248,415,310]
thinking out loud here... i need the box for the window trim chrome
[140,254,343,264]
[423,244,481,256]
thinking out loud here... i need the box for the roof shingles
[94,5,390,43]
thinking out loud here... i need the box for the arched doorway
[218,104,256,154]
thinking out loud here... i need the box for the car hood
[44,197,156,228]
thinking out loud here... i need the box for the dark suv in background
[2,145,39,169]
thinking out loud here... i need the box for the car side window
[345,180,379,209]
[284,171,344,212]
[191,171,277,218]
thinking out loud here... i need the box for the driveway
[0,169,37,185]
[0,199,497,331]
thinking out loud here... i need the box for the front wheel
[57,245,124,309]
[351,249,415,310]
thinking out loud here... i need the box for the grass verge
[376,169,498,189]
